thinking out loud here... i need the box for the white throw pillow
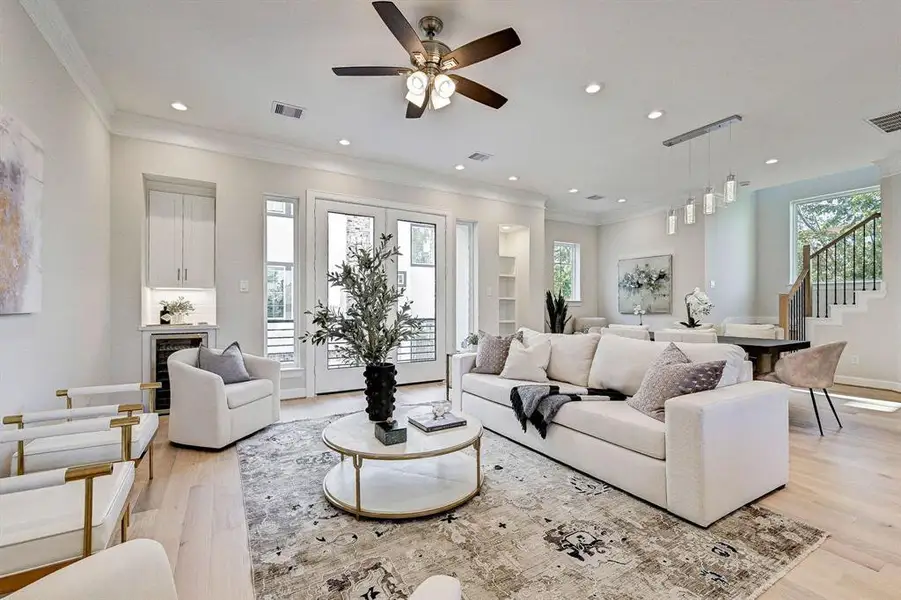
[588,335,747,394]
[517,327,599,386]
[499,339,550,382]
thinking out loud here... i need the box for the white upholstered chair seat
[0,462,135,578]
[654,328,718,343]
[723,323,785,340]
[600,327,651,341]
[11,413,158,474]
[224,379,273,409]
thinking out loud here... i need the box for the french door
[313,199,447,394]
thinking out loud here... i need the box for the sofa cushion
[12,413,158,474]
[588,335,746,395]
[472,331,521,375]
[518,328,600,387]
[499,339,550,382]
[626,344,726,422]
[225,379,273,409]
[554,401,666,460]
[198,342,252,384]
[0,461,135,577]
[462,373,587,408]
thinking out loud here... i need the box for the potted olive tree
[300,234,422,422]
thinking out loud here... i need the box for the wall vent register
[467,152,493,162]
[272,101,305,119]
[867,110,901,134]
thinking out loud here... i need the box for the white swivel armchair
[655,328,718,343]
[167,348,281,449]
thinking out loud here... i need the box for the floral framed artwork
[618,254,672,314]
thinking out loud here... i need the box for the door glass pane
[266,198,296,365]
[397,220,436,363]
[455,222,474,350]
[327,212,374,369]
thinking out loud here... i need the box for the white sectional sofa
[452,332,790,526]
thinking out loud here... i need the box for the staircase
[780,211,883,340]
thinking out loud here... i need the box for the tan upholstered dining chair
[762,341,847,435]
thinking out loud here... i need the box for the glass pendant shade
[666,209,678,235]
[703,186,716,215]
[684,197,696,225]
[405,89,427,107]
[406,71,428,93]
[724,174,737,204]
[430,92,451,110]
[433,74,456,99]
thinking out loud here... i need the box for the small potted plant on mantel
[301,234,422,424]
[680,288,714,328]
[159,296,195,325]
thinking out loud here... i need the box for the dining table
[716,336,811,376]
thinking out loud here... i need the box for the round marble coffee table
[321,409,483,519]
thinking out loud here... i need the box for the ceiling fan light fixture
[430,92,451,110]
[434,74,456,99]
[405,89,427,107]
[406,71,428,94]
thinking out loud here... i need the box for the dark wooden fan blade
[406,86,430,119]
[448,75,508,109]
[372,1,426,57]
[332,66,408,76]
[440,27,521,70]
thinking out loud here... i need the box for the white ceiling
[57,0,901,219]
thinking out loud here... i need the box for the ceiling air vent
[272,101,305,120]
[467,152,493,162]
[585,194,605,201]
[867,110,901,133]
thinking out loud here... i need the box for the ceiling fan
[332,1,521,118]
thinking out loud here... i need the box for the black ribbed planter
[364,363,397,422]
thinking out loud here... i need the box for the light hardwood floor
[127,384,901,599]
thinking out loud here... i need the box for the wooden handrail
[810,211,881,259]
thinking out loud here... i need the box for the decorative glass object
[666,209,677,235]
[703,186,716,215]
[684,197,697,225]
[724,174,737,204]
[431,399,452,420]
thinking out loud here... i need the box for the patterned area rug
[236,415,826,600]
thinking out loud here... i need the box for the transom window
[552,241,581,302]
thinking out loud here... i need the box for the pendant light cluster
[663,116,742,236]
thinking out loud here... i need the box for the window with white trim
[455,221,476,349]
[265,197,298,366]
[553,241,580,302]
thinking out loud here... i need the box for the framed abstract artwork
[617,254,673,314]
[0,107,44,314]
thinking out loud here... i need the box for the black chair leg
[809,388,824,436]
[823,388,843,429]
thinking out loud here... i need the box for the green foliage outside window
[553,242,575,300]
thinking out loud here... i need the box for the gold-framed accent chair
[7,539,178,600]
[7,383,160,478]
[0,416,138,593]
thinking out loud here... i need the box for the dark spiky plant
[545,290,571,334]
[300,234,422,366]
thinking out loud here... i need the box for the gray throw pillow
[197,341,252,384]
[627,343,725,422]
[471,331,523,375]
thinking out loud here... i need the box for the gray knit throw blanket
[510,385,625,439]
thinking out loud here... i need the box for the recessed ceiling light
[617,198,627,203]
[568,188,579,194]
[455,164,465,171]
[338,139,350,146]
[584,82,603,94]
[765,158,779,165]
[647,110,664,120]
[170,102,188,111]
[508,175,518,181]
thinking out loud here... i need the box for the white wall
[753,166,880,316]
[110,136,545,393]
[545,220,599,321]
[0,0,111,474]
[598,210,707,329]
[704,188,756,322]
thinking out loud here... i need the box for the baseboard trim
[281,387,307,400]
[834,375,901,393]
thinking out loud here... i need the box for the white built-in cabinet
[148,191,215,288]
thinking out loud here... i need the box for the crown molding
[111,111,549,210]
[597,205,673,227]
[19,0,115,128]
[544,208,604,226]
